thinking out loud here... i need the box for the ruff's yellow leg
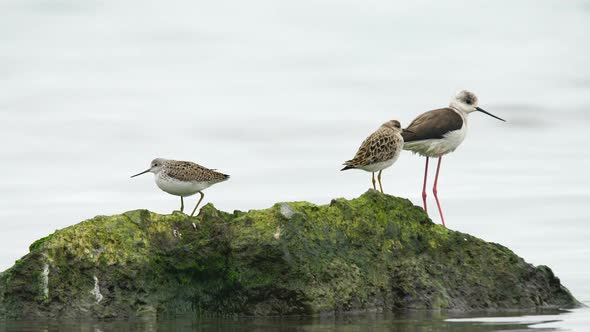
[190,192,205,217]
[372,172,376,190]
[378,170,384,193]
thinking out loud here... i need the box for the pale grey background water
[1,0,589,330]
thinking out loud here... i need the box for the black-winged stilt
[402,90,505,227]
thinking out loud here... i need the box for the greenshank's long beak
[131,169,151,178]
[476,107,506,122]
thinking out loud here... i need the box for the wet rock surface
[0,190,579,319]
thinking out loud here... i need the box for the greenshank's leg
[371,172,376,190]
[190,192,205,218]
[180,196,184,213]
[377,170,384,193]
[189,192,205,230]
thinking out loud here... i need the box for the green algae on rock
[0,190,579,319]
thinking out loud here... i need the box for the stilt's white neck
[449,106,468,127]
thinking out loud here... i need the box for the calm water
[3,309,590,332]
[1,0,589,330]
[1,308,590,332]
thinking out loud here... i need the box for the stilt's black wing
[402,108,463,142]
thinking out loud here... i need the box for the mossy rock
[0,190,579,319]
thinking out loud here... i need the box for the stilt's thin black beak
[476,107,506,122]
[131,169,151,178]
[402,129,414,134]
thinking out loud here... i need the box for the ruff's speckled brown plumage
[341,120,404,193]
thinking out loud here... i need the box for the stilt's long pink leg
[433,156,446,227]
[422,157,429,213]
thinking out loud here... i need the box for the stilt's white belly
[404,125,467,157]
[359,150,401,172]
[155,175,214,197]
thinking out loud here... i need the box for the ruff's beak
[131,169,151,178]
[402,129,414,134]
[476,107,506,122]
